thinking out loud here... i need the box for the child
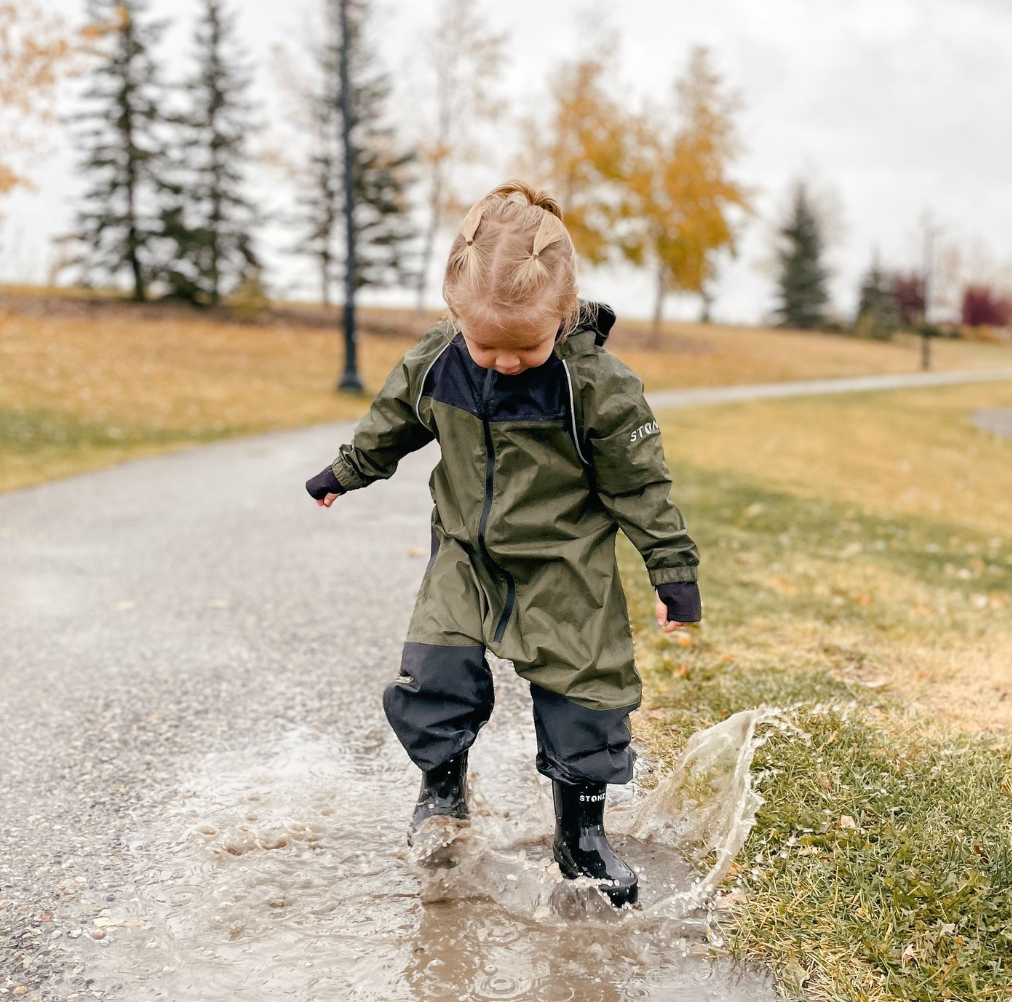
[305,181,701,908]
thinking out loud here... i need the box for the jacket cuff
[648,565,698,587]
[329,455,369,492]
[655,581,702,623]
[305,465,346,500]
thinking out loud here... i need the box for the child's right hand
[306,465,345,505]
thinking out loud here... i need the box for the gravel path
[0,424,437,997]
[0,425,781,1001]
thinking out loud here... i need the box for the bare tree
[414,0,506,313]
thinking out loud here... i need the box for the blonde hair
[442,180,581,341]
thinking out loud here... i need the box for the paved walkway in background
[973,407,1012,440]
[645,366,1012,411]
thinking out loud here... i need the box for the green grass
[0,406,262,490]
[625,460,1012,1001]
[0,405,256,450]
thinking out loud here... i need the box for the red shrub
[961,285,1012,328]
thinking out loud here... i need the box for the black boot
[552,779,638,907]
[408,750,469,847]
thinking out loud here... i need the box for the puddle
[59,663,800,1001]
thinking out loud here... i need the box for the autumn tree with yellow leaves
[522,45,750,333]
[519,51,628,266]
[621,47,753,336]
[0,2,75,225]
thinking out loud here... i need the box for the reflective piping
[561,359,590,466]
[415,341,451,430]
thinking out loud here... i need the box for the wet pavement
[1,422,794,1000]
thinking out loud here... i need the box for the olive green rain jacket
[328,303,699,711]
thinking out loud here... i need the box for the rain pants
[326,303,699,785]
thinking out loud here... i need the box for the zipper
[477,369,516,643]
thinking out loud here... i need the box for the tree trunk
[128,223,145,302]
[125,127,144,302]
[416,168,444,316]
[700,287,713,324]
[651,262,666,346]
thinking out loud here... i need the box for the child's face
[457,312,560,376]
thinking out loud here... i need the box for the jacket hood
[580,300,616,346]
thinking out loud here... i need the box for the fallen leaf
[839,815,856,829]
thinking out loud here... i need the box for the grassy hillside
[3,286,1010,493]
[625,382,1012,1000]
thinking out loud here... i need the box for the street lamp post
[337,0,363,394]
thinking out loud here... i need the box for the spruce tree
[296,0,416,389]
[161,0,259,305]
[774,182,830,330]
[72,0,170,301]
[853,255,899,340]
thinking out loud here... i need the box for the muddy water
[68,662,797,1001]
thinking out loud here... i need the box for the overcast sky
[1,0,1010,325]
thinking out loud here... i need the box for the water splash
[61,685,798,1001]
[406,705,803,935]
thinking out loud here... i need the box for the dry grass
[0,299,418,492]
[639,382,1012,736]
[621,385,1012,1000]
[3,285,1011,493]
[611,318,1012,391]
[658,381,1012,541]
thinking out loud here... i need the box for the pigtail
[512,209,569,295]
[445,198,489,295]
[443,179,579,337]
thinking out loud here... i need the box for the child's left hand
[655,596,684,633]
[654,581,702,633]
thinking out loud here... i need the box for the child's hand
[654,581,702,633]
[655,595,683,633]
[306,465,345,505]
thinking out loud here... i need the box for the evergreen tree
[773,182,830,330]
[295,0,416,388]
[161,0,259,305]
[71,0,170,301]
[853,255,899,340]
